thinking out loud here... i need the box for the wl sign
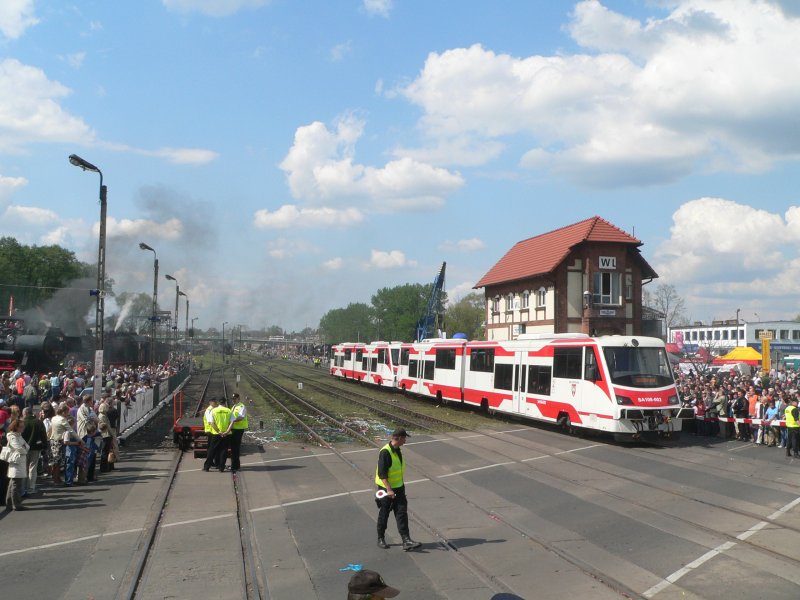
[599,256,617,269]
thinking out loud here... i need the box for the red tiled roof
[475,216,653,288]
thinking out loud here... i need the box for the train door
[511,351,526,414]
[552,346,583,416]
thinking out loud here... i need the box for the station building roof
[475,215,656,288]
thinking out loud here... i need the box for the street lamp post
[69,153,107,406]
[736,308,741,348]
[165,274,180,349]
[190,317,198,360]
[222,321,228,364]
[178,291,189,339]
[139,243,159,363]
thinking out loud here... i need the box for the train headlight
[616,395,633,405]
[667,395,679,405]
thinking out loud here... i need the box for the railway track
[118,367,265,600]
[254,357,800,597]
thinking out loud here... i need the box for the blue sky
[2,0,800,333]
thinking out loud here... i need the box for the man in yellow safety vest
[785,397,799,458]
[224,393,248,472]
[375,427,421,551]
[206,398,231,473]
[202,398,219,471]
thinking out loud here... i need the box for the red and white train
[330,334,692,441]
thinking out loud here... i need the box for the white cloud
[61,52,87,69]
[254,204,363,229]
[0,175,27,209]
[101,217,183,239]
[0,59,95,151]
[279,116,463,212]
[41,226,72,246]
[162,0,269,17]
[363,0,392,18]
[368,249,415,269]
[323,257,343,270]
[0,0,38,40]
[151,147,218,165]
[4,204,59,223]
[439,238,486,253]
[329,41,352,62]
[654,197,800,320]
[399,1,800,187]
[267,238,318,259]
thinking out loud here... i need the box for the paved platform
[3,427,800,600]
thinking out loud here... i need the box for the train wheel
[481,399,490,414]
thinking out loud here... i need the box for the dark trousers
[376,486,409,538]
[204,434,220,470]
[230,429,244,470]
[786,428,799,456]
[214,435,231,472]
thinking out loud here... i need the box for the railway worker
[347,569,400,599]
[211,398,232,472]
[225,392,247,472]
[784,397,800,458]
[375,427,421,551]
[202,398,220,471]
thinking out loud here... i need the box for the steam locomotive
[0,316,170,373]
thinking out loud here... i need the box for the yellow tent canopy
[715,346,762,364]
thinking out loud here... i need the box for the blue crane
[415,262,446,341]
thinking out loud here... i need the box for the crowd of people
[676,365,800,455]
[0,360,186,511]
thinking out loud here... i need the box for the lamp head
[178,291,187,297]
[68,154,100,173]
[165,274,176,282]
[139,242,154,252]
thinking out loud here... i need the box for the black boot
[377,536,389,549]
[402,536,421,551]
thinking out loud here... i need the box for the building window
[713,330,720,340]
[793,331,800,340]
[780,329,789,340]
[692,331,697,341]
[700,331,706,341]
[625,274,632,300]
[521,291,530,309]
[536,288,546,307]
[491,297,499,313]
[722,330,728,340]
[593,272,621,306]
[506,293,514,311]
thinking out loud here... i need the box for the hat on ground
[348,570,399,598]
[391,427,409,438]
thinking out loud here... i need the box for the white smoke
[115,296,136,332]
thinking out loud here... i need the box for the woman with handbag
[48,403,71,485]
[97,402,117,472]
[4,418,29,511]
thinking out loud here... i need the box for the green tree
[445,292,485,340]
[0,237,89,312]
[371,283,431,341]
[319,303,376,344]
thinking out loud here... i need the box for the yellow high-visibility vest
[231,402,248,430]
[374,443,404,489]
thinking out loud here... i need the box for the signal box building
[474,216,658,340]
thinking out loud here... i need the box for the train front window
[602,346,673,388]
